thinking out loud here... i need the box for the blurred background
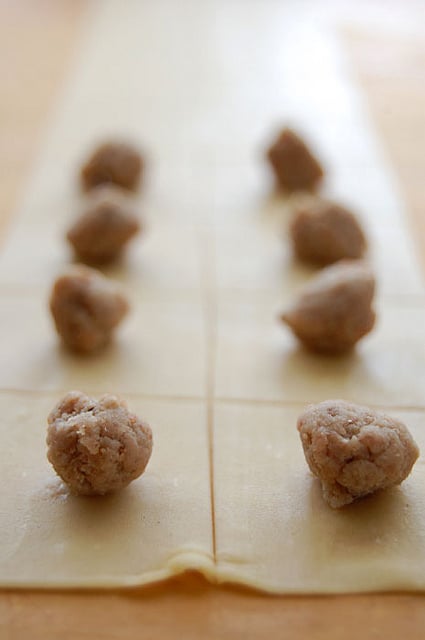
[1,0,424,261]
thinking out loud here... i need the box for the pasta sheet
[1,0,425,592]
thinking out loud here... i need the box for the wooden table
[1,2,425,637]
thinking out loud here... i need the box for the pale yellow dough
[215,295,425,407]
[0,291,206,397]
[213,403,425,593]
[0,392,214,587]
[0,0,424,593]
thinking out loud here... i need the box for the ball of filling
[297,400,419,508]
[47,391,153,496]
[67,186,141,265]
[49,265,129,353]
[267,128,324,193]
[281,260,376,354]
[290,197,367,266]
[80,140,143,191]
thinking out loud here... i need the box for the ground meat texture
[290,198,367,266]
[47,391,153,496]
[267,128,324,193]
[281,260,376,354]
[297,400,419,508]
[67,186,141,265]
[80,141,143,191]
[50,265,129,353]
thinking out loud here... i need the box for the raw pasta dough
[0,392,214,587]
[213,403,425,593]
[0,0,424,593]
[214,294,425,407]
[0,290,206,397]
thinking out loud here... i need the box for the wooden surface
[1,1,425,638]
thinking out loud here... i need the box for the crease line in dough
[200,227,218,561]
